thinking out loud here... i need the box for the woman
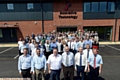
[62,40,68,52]
[57,39,63,55]
[44,40,51,59]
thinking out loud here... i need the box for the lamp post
[114,1,120,42]
[40,0,44,33]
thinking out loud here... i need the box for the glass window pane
[7,3,14,10]
[100,2,107,12]
[84,2,90,12]
[27,3,34,10]
[0,29,3,38]
[108,2,115,12]
[91,2,99,12]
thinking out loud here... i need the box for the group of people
[18,30,102,80]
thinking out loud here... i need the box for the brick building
[0,0,120,43]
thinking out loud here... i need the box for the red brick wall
[0,21,42,40]
[0,1,119,41]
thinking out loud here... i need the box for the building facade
[0,0,120,42]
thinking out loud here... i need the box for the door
[57,27,77,32]
[0,28,17,43]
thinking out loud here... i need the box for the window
[83,1,115,12]
[91,2,99,12]
[0,29,3,38]
[7,3,14,10]
[108,2,115,12]
[84,2,90,12]
[100,2,107,12]
[27,3,34,10]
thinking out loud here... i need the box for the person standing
[32,48,46,80]
[83,44,93,80]
[75,38,81,54]
[88,48,103,80]
[67,39,73,53]
[83,36,92,49]
[20,40,30,55]
[47,48,62,80]
[50,39,58,52]
[31,42,40,57]
[57,39,63,55]
[75,47,88,80]
[83,44,93,59]
[62,47,74,80]
[18,47,32,79]
[18,38,23,56]
[29,39,35,55]
[44,40,51,59]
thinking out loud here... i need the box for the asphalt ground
[0,45,120,80]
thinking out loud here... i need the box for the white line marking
[106,45,120,51]
[0,47,14,54]
[14,54,19,59]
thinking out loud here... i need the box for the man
[83,44,93,59]
[31,42,40,57]
[88,48,103,80]
[29,39,35,54]
[18,38,23,56]
[83,44,93,80]
[50,39,58,52]
[32,48,46,80]
[18,48,32,79]
[20,40,30,55]
[83,36,92,49]
[62,47,74,80]
[75,38,81,54]
[31,32,35,39]
[75,47,87,80]
[47,48,62,80]
[67,39,73,53]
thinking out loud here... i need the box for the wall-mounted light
[14,23,19,26]
[4,23,8,25]
[34,21,37,25]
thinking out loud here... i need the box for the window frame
[107,2,115,12]
[91,2,99,12]
[99,2,107,12]
[83,2,91,12]
[7,3,14,10]
[27,3,34,10]
[83,1,115,13]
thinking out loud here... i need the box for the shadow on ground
[45,73,105,80]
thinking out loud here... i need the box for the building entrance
[0,28,17,43]
[57,26,77,32]
[83,26,112,41]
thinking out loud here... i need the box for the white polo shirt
[47,54,62,70]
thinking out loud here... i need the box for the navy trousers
[50,69,61,80]
[89,66,99,80]
[76,65,85,80]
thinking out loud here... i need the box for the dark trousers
[50,69,61,80]
[74,50,78,55]
[76,65,85,80]
[21,68,32,79]
[45,52,51,59]
[89,66,99,80]
[69,49,74,53]
[63,65,74,80]
[19,50,22,56]
[58,52,63,55]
